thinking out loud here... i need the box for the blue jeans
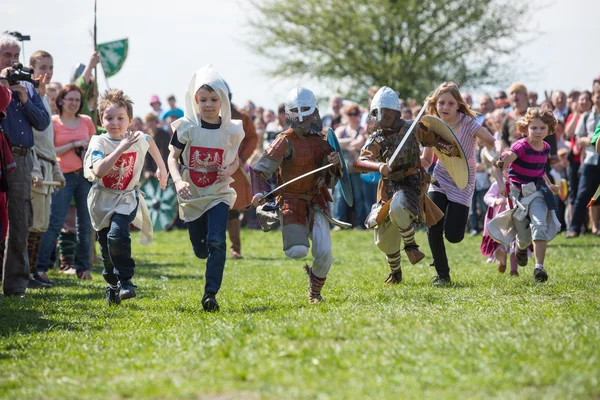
[37,171,92,273]
[187,202,229,295]
[469,189,488,232]
[569,163,600,234]
[333,173,366,226]
[98,202,138,284]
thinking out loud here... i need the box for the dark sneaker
[106,286,121,306]
[516,247,528,267]
[34,272,54,286]
[534,267,548,283]
[431,276,452,287]
[202,293,220,312]
[385,269,403,285]
[118,280,137,300]
[28,274,51,289]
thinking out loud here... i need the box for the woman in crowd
[37,85,96,280]
[333,104,366,227]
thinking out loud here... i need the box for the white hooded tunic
[170,65,244,222]
[84,134,153,245]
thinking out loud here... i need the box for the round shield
[140,177,178,231]
[420,115,470,189]
[361,171,380,183]
[328,128,354,207]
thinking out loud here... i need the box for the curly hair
[425,82,477,120]
[515,107,557,135]
[99,89,134,120]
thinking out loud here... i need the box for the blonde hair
[515,107,557,135]
[508,82,528,96]
[29,50,52,68]
[426,82,477,120]
[99,89,134,120]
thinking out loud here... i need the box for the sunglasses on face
[347,112,360,116]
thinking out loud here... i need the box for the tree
[248,0,529,102]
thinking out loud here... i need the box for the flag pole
[93,0,99,126]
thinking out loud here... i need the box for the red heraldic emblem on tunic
[189,146,224,188]
[102,152,137,190]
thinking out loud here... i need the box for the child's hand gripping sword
[245,163,334,209]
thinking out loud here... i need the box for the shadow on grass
[0,298,81,337]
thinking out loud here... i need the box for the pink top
[53,114,96,173]
[508,138,550,186]
[428,113,481,207]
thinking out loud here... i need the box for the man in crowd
[0,33,50,297]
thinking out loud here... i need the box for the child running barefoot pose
[84,89,168,305]
[488,107,560,282]
[168,65,244,311]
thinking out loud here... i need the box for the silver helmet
[285,86,318,122]
[370,86,401,121]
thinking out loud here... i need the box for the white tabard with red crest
[175,120,245,222]
[84,133,153,244]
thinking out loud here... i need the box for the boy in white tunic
[168,65,244,312]
[84,89,167,305]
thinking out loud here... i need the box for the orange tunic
[231,110,257,210]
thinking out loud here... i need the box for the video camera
[5,61,39,88]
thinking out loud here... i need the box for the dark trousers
[1,152,33,295]
[469,189,487,232]
[427,191,470,279]
[98,203,138,284]
[187,202,229,295]
[569,164,600,234]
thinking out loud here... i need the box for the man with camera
[0,33,50,297]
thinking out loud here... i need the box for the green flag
[97,38,128,78]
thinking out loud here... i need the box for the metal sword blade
[387,99,430,166]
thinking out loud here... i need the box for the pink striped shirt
[508,138,550,186]
[428,113,480,207]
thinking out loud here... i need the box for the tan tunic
[176,120,245,222]
[84,133,153,245]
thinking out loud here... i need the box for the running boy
[168,65,244,311]
[84,89,168,305]
[488,107,560,282]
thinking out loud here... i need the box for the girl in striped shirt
[421,82,502,285]
[492,107,559,282]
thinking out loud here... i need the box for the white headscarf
[171,64,231,134]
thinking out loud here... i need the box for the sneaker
[118,280,137,300]
[27,274,52,289]
[469,229,479,236]
[534,267,548,282]
[384,269,403,285]
[59,265,77,274]
[516,248,528,267]
[230,251,243,260]
[105,286,121,306]
[77,270,93,280]
[510,270,519,277]
[431,276,452,287]
[34,272,54,286]
[202,293,220,311]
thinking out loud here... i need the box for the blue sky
[4,0,599,114]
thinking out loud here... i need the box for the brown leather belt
[36,154,56,166]
[11,146,32,156]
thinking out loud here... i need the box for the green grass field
[1,229,599,399]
